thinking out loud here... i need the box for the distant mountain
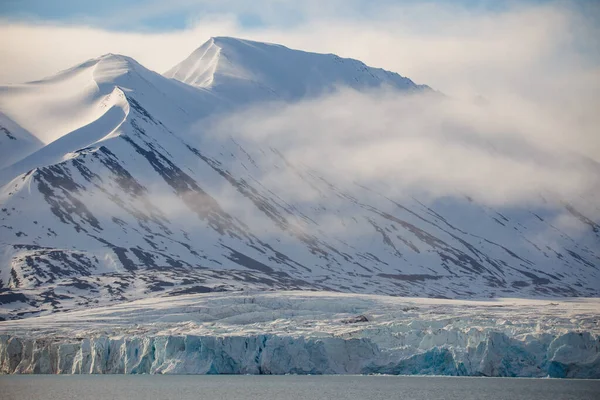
[0,37,598,320]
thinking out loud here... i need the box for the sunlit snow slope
[0,37,599,320]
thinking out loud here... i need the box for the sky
[1,1,577,31]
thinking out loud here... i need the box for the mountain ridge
[165,36,429,101]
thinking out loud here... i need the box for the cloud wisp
[200,88,599,212]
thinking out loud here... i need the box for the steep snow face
[164,37,427,102]
[0,292,598,377]
[0,55,131,146]
[0,55,135,180]
[0,37,599,320]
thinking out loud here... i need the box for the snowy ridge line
[163,36,428,96]
[0,291,598,377]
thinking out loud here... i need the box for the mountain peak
[96,53,140,65]
[91,53,147,83]
[164,36,424,100]
[210,36,287,49]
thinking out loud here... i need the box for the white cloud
[201,88,600,210]
[0,17,241,83]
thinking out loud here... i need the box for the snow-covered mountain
[164,36,427,101]
[0,37,599,320]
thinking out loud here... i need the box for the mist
[197,88,599,216]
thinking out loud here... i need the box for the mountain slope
[0,37,598,320]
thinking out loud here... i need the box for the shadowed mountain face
[0,37,598,319]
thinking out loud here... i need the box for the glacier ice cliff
[0,292,598,377]
[1,330,599,377]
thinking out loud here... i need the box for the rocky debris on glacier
[0,292,598,377]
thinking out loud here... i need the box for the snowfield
[1,291,599,377]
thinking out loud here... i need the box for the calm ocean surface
[1,375,599,400]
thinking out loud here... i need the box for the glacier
[1,291,598,377]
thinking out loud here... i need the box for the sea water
[1,375,599,400]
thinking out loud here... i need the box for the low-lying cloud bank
[200,88,599,212]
